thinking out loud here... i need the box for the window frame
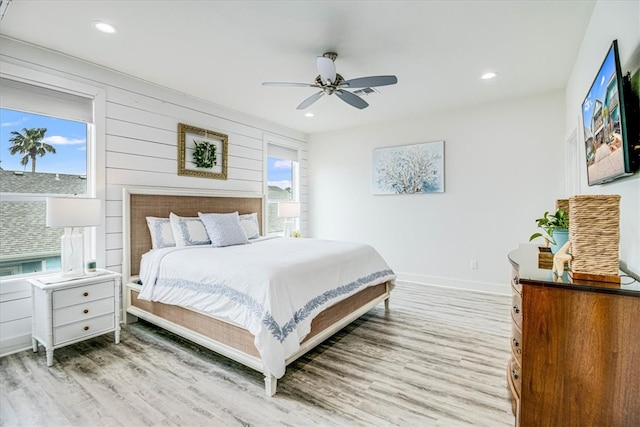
[0,62,106,280]
[263,135,302,237]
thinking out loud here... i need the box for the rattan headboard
[123,188,263,280]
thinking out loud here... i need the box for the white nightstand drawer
[30,269,121,366]
[53,313,115,345]
[53,297,115,327]
[53,281,115,309]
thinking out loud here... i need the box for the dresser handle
[512,338,519,347]
[83,309,89,314]
[83,326,89,331]
[83,292,89,297]
[512,369,519,380]
[513,305,520,314]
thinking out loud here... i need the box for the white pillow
[239,212,260,239]
[146,217,176,249]
[169,213,211,247]
[198,212,249,247]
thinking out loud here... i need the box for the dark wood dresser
[507,244,640,427]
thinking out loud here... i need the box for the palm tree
[8,128,55,173]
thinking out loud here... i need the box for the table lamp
[277,201,300,237]
[46,197,101,277]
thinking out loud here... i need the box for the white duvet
[138,237,395,378]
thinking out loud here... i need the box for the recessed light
[481,72,498,80]
[304,112,314,117]
[93,20,116,34]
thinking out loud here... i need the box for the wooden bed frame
[122,187,391,396]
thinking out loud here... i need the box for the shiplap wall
[0,36,308,356]
[101,87,309,272]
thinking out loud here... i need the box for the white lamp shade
[46,197,102,227]
[277,201,300,218]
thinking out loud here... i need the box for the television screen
[581,40,636,186]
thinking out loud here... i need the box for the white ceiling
[0,1,596,135]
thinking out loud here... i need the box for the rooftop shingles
[0,170,86,194]
[0,171,87,258]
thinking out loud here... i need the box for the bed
[122,187,394,395]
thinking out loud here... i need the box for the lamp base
[61,229,85,277]
[283,219,293,237]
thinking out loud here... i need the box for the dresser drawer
[511,290,523,328]
[506,362,520,418]
[53,297,115,327]
[511,321,522,365]
[511,267,521,295]
[508,356,522,398]
[53,313,115,345]
[53,281,115,309]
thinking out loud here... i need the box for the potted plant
[529,209,569,253]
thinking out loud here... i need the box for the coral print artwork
[372,141,444,195]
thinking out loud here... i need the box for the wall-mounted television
[581,40,639,186]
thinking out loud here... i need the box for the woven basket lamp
[556,199,569,215]
[569,194,621,282]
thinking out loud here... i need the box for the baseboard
[396,272,510,296]
[0,333,31,358]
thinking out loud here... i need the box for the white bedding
[138,237,395,378]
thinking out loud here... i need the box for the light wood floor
[1,282,514,426]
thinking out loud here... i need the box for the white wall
[564,0,640,278]
[0,37,308,356]
[308,90,566,294]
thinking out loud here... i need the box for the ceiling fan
[262,52,398,110]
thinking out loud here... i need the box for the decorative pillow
[198,212,249,247]
[146,217,176,249]
[169,213,211,247]
[239,212,260,239]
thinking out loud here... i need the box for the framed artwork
[372,140,444,194]
[178,123,228,180]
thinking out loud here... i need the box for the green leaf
[529,232,543,242]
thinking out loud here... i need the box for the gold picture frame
[178,123,228,180]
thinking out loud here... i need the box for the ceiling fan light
[305,112,314,117]
[317,56,337,86]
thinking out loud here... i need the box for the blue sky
[267,157,292,189]
[0,109,87,175]
[1,108,293,187]
[582,45,616,131]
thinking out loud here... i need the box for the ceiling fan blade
[317,56,336,84]
[296,91,324,110]
[342,75,398,88]
[335,90,369,109]
[262,82,320,88]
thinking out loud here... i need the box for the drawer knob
[513,276,519,284]
[512,338,520,347]
[84,326,90,331]
[513,305,520,314]
[83,292,89,297]
[83,309,89,314]
[512,369,519,380]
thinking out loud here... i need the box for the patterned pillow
[198,212,249,247]
[145,217,176,249]
[169,213,211,247]
[239,212,260,239]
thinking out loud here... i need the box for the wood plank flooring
[1,282,514,426]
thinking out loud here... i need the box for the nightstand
[29,269,121,366]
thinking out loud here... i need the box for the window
[0,77,94,277]
[266,144,299,235]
